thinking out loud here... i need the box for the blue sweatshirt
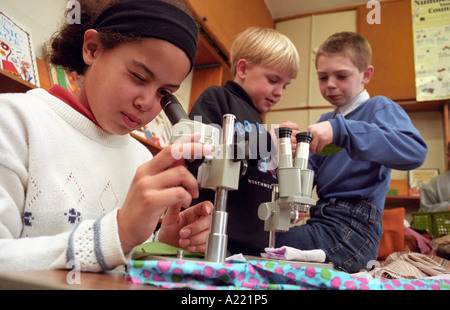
[310,96,428,211]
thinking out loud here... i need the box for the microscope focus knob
[258,203,273,221]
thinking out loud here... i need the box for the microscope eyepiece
[296,132,313,144]
[276,127,292,139]
[160,94,189,125]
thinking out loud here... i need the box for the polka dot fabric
[126,259,450,290]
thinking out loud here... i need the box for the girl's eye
[158,89,171,96]
[132,73,146,83]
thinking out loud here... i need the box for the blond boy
[189,27,299,255]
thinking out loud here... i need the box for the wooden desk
[0,269,156,290]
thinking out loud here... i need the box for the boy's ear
[82,29,101,66]
[235,59,248,80]
[362,65,374,85]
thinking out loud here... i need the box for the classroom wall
[405,112,445,177]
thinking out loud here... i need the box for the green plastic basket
[411,211,450,237]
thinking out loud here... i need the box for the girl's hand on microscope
[117,134,213,254]
[306,121,334,154]
[158,200,213,253]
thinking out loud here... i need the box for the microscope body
[258,128,316,247]
[161,94,242,263]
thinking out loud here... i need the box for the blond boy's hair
[230,27,299,78]
[316,32,372,73]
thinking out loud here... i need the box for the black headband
[93,0,198,72]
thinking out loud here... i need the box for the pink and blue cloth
[126,259,450,290]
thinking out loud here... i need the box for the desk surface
[0,269,156,290]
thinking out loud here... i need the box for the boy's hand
[306,121,334,154]
[273,121,300,153]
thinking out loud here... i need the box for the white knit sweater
[0,89,151,271]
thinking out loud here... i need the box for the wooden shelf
[385,195,420,220]
[0,68,37,93]
[385,195,420,216]
[385,195,420,207]
[396,99,448,113]
[268,100,448,114]
[385,178,420,211]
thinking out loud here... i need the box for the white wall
[1,0,67,59]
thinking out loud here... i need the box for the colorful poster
[0,10,40,87]
[133,112,172,148]
[412,0,450,101]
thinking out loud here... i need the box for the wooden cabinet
[188,32,232,112]
[186,0,273,60]
[357,0,416,101]
[270,10,357,111]
[308,11,357,108]
[266,10,356,129]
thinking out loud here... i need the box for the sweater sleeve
[52,209,127,271]
[0,210,126,271]
[329,98,428,171]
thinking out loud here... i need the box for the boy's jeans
[275,198,383,273]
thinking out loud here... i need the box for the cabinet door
[308,10,357,107]
[188,33,232,111]
[273,16,312,110]
[186,0,274,59]
[274,11,356,110]
[357,0,415,101]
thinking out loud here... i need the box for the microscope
[160,94,246,263]
[255,130,334,269]
[146,97,331,269]
[257,127,316,249]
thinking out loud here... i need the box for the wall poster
[412,0,450,101]
[0,10,40,87]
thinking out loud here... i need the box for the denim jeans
[275,198,383,273]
